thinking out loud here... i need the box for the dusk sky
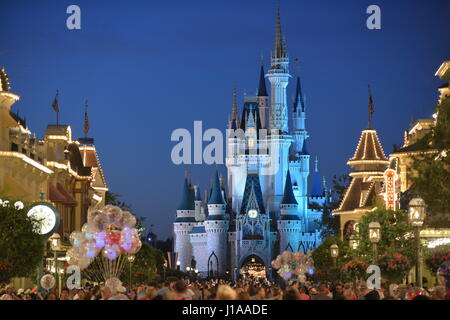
[1,0,449,239]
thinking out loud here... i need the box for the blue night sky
[1,0,449,239]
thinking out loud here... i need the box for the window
[10,143,18,152]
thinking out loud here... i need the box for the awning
[49,183,77,207]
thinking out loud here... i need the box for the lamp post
[349,234,359,250]
[128,254,135,287]
[163,260,167,281]
[176,260,181,271]
[369,221,381,264]
[368,221,381,264]
[408,197,426,288]
[330,244,339,267]
[49,233,61,296]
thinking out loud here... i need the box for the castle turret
[173,178,196,271]
[204,170,229,276]
[292,75,308,153]
[194,185,204,221]
[268,4,290,133]
[278,169,302,252]
[265,4,293,214]
[257,64,269,129]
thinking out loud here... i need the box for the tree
[410,97,450,227]
[105,191,132,212]
[126,242,165,284]
[317,174,350,238]
[311,236,349,281]
[353,209,415,269]
[0,199,45,284]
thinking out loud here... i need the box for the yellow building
[0,67,108,242]
[332,126,390,239]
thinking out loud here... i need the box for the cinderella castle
[173,6,329,279]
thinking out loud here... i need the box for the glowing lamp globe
[408,197,426,227]
[330,244,339,258]
[369,221,381,244]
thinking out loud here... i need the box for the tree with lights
[0,199,44,284]
[410,89,450,227]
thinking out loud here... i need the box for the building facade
[0,67,108,244]
[173,8,328,279]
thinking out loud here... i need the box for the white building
[173,6,328,279]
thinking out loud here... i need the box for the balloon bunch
[40,274,56,290]
[67,205,142,270]
[271,251,314,283]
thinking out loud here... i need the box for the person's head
[162,291,177,300]
[248,285,259,297]
[6,286,14,295]
[364,290,380,300]
[283,287,300,300]
[145,286,157,300]
[271,287,282,297]
[174,280,187,294]
[76,289,85,300]
[237,291,250,300]
[216,285,237,300]
[60,288,69,300]
[431,286,446,300]
[128,289,137,300]
[298,285,307,294]
[101,286,112,300]
[45,292,57,300]
[318,283,327,293]
[334,284,343,294]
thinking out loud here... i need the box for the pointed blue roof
[239,174,266,214]
[208,170,225,205]
[177,178,195,210]
[301,140,309,155]
[281,169,298,205]
[293,76,306,113]
[257,64,268,97]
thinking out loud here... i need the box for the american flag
[52,90,59,113]
[83,100,89,135]
[368,85,374,116]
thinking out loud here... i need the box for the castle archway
[240,254,267,280]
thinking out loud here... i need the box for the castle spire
[208,170,225,205]
[232,86,238,120]
[273,1,287,60]
[178,178,195,210]
[281,169,297,205]
[257,64,268,97]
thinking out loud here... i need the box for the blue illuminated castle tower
[173,6,329,279]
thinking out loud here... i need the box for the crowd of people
[1,277,449,300]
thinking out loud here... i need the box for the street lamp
[49,233,61,296]
[163,259,168,281]
[128,254,135,287]
[330,244,339,267]
[176,260,181,271]
[409,197,426,287]
[369,221,381,264]
[349,234,359,250]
